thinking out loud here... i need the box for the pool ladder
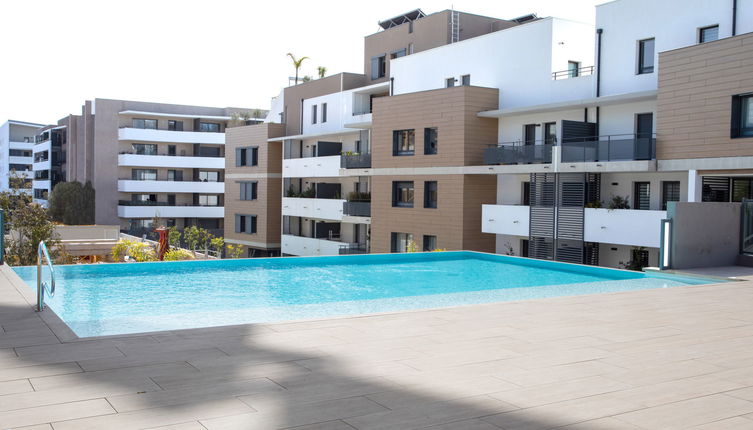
[36,241,56,311]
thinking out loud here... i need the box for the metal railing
[484,141,554,165]
[118,151,223,158]
[341,153,371,168]
[552,65,594,80]
[339,243,368,254]
[561,134,656,162]
[36,241,56,311]
[343,201,371,217]
[118,200,222,207]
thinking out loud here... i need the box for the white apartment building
[386,0,753,268]
[0,120,41,194]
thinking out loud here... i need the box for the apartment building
[258,8,529,256]
[0,120,41,194]
[31,99,261,237]
[252,0,753,268]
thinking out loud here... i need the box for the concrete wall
[669,202,741,269]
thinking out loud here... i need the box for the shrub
[607,196,631,210]
[110,239,157,262]
[226,244,244,258]
[164,248,195,261]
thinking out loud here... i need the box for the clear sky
[0,0,605,124]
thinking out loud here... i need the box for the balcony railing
[118,200,221,207]
[484,142,554,165]
[561,134,656,162]
[552,65,594,80]
[118,151,223,158]
[343,201,371,217]
[341,153,371,169]
[339,243,368,254]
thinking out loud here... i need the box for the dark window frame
[638,38,655,75]
[392,129,415,156]
[634,181,651,210]
[568,61,580,77]
[199,122,221,133]
[731,93,753,138]
[424,127,438,155]
[392,181,414,208]
[167,120,184,131]
[445,77,455,88]
[240,181,258,201]
[424,181,437,209]
[321,103,327,123]
[371,54,386,79]
[311,104,317,124]
[235,214,258,234]
[699,25,719,43]
[236,146,259,166]
[422,235,437,252]
[132,118,158,129]
[661,181,680,210]
[460,74,471,86]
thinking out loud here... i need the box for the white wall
[599,242,660,269]
[499,108,590,143]
[266,90,285,124]
[598,100,656,136]
[390,18,595,110]
[601,171,686,211]
[596,0,753,96]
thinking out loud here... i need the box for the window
[392,129,415,156]
[634,182,650,210]
[132,169,157,181]
[409,21,413,33]
[423,235,437,252]
[699,25,719,43]
[240,181,258,200]
[371,54,386,79]
[198,195,219,206]
[168,120,183,131]
[311,104,317,124]
[568,61,580,77]
[235,214,258,234]
[520,239,529,257]
[544,122,557,145]
[524,124,537,146]
[132,118,157,129]
[408,43,414,54]
[638,38,655,74]
[392,181,414,207]
[168,145,176,156]
[167,194,176,206]
[236,147,259,166]
[662,181,680,210]
[9,149,31,157]
[424,181,437,208]
[461,74,471,86]
[132,144,158,155]
[391,232,414,253]
[167,170,183,181]
[732,178,753,202]
[199,122,220,133]
[198,171,219,182]
[445,77,455,88]
[731,94,753,138]
[321,103,327,123]
[131,194,156,203]
[390,49,406,59]
[424,127,438,154]
[522,182,531,205]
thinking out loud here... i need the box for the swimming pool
[12,251,717,337]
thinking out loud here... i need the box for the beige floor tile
[614,394,753,429]
[0,398,115,429]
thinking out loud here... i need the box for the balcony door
[636,113,654,160]
[524,124,537,146]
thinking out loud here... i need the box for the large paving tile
[614,394,753,429]
[0,398,115,429]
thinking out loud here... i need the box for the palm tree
[286,53,309,85]
[317,66,327,79]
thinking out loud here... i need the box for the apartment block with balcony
[224,123,284,257]
[32,125,66,205]
[0,120,41,194]
[31,99,263,238]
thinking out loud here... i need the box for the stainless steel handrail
[36,241,56,311]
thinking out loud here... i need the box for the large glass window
[392,129,415,156]
[240,181,258,200]
[199,122,220,133]
[167,170,183,181]
[661,181,680,210]
[568,61,580,78]
[424,181,437,208]
[638,38,655,74]
[424,127,438,155]
[732,94,753,138]
[132,118,157,129]
[311,104,317,124]
[168,120,184,131]
[198,171,219,182]
[634,182,651,210]
[131,194,157,203]
[132,144,158,155]
[392,181,414,207]
[391,232,414,253]
[235,214,257,234]
[461,74,471,86]
[371,55,386,79]
[132,169,157,181]
[236,147,259,166]
[423,235,437,252]
[198,195,219,206]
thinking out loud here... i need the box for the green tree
[48,181,95,225]
[317,66,327,79]
[210,236,224,257]
[5,203,60,266]
[167,226,181,248]
[226,244,244,259]
[286,53,309,85]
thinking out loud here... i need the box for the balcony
[341,153,371,169]
[118,180,224,193]
[343,201,371,217]
[117,203,223,219]
[282,197,345,221]
[484,143,553,165]
[281,234,360,256]
[283,155,341,178]
[118,127,225,145]
[339,243,368,254]
[482,205,666,248]
[561,134,656,163]
[118,154,224,169]
[344,112,373,129]
[552,65,594,80]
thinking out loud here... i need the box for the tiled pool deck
[1,264,753,429]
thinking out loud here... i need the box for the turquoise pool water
[12,251,716,337]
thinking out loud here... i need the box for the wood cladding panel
[657,33,753,159]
